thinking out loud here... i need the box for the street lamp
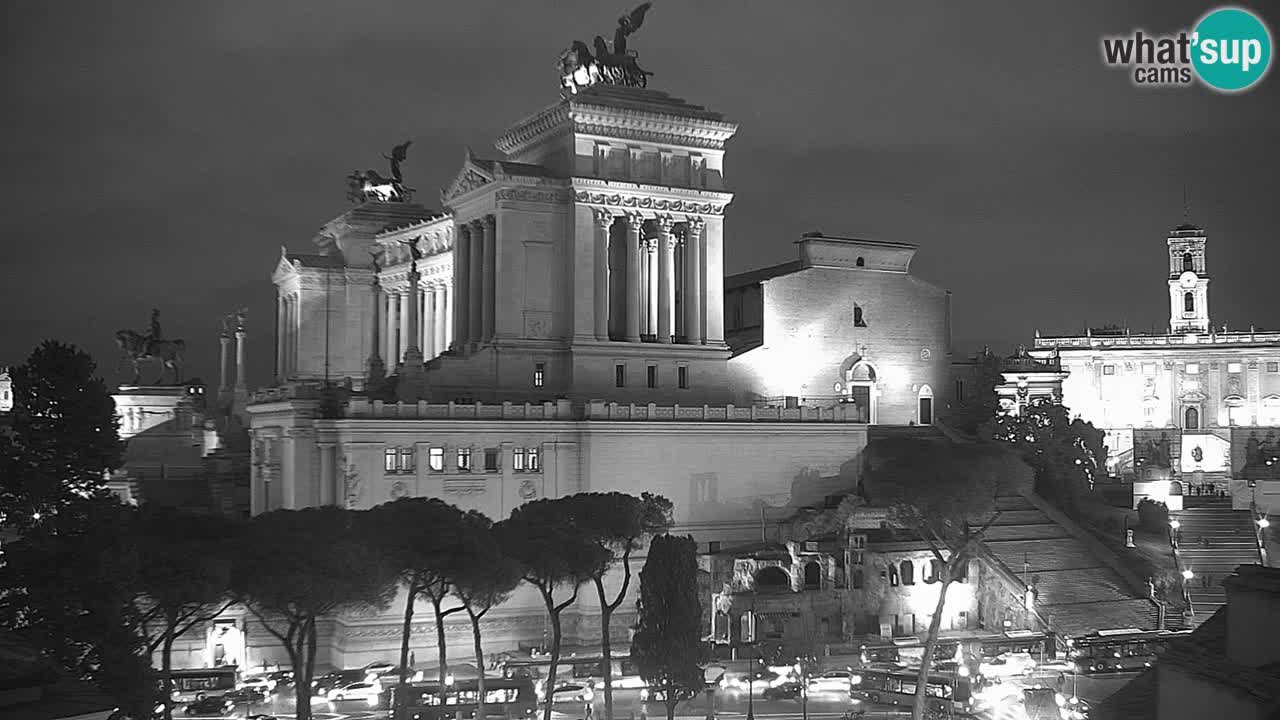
[1182,568,1194,581]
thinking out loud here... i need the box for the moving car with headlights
[183,696,235,716]
[327,679,384,705]
[548,683,593,703]
[807,670,853,693]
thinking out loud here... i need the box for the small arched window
[856,257,865,267]
[853,306,867,328]
[1184,292,1195,313]
[888,566,900,587]
[900,560,915,586]
[1183,252,1194,272]
[926,559,941,584]
[803,561,822,590]
[1185,406,1200,430]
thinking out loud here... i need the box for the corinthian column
[625,214,643,343]
[367,279,384,388]
[468,219,484,347]
[453,224,470,351]
[234,322,247,393]
[657,217,676,344]
[481,215,496,343]
[275,295,286,381]
[438,284,450,354]
[385,288,398,362]
[684,218,704,345]
[593,209,613,341]
[646,240,659,338]
[219,332,232,392]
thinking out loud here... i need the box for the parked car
[362,661,396,676]
[326,680,383,705]
[239,676,275,694]
[313,669,370,696]
[223,688,267,704]
[548,683,593,703]
[266,670,295,691]
[184,696,234,716]
[763,682,804,701]
[807,670,853,693]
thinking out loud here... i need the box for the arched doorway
[1169,481,1184,497]
[1184,406,1200,430]
[841,359,878,424]
[803,561,821,589]
[917,385,934,425]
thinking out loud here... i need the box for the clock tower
[1167,223,1210,334]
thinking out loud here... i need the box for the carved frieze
[574,191,724,215]
[494,188,572,204]
[572,122,730,151]
[444,478,487,496]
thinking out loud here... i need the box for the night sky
[3,1,1278,388]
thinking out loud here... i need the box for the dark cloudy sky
[3,1,1278,388]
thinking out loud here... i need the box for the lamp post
[1170,518,1181,548]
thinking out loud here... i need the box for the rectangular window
[1185,363,1200,374]
[484,449,500,473]
[954,379,964,402]
[428,447,445,472]
[513,447,526,472]
[384,448,397,473]
[678,365,689,389]
[528,446,541,472]
[1269,362,1280,373]
[457,448,472,472]
[1228,362,1243,374]
[1103,365,1116,376]
[398,447,415,473]
[647,365,657,389]
[533,362,545,388]
[615,364,626,387]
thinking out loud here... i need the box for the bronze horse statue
[115,330,185,385]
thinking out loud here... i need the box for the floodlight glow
[1259,518,1271,529]
[1170,519,1181,529]
[1182,569,1194,580]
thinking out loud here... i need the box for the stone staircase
[1173,498,1263,625]
[984,495,1168,636]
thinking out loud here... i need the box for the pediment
[1223,394,1247,408]
[271,247,299,283]
[441,151,495,203]
[1179,389,1207,402]
[1264,394,1280,407]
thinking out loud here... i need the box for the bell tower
[1167,223,1210,334]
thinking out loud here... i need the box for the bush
[1137,499,1170,533]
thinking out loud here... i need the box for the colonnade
[594,211,707,344]
[380,281,452,364]
[452,215,497,351]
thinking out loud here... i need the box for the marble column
[397,264,427,403]
[398,291,411,361]
[482,215,497,343]
[684,218,704,345]
[625,214,643,343]
[284,295,295,377]
[593,209,613,341]
[367,281,385,388]
[468,219,484,347]
[419,284,430,357]
[275,295,286,380]
[385,288,399,363]
[657,217,676,344]
[234,327,247,393]
[440,284,452,353]
[219,332,232,392]
[646,240,659,337]
[453,225,471,351]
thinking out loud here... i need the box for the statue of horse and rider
[115,308,186,385]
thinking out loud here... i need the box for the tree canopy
[993,398,1107,516]
[632,534,704,720]
[0,341,122,532]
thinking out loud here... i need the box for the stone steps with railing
[1170,501,1263,627]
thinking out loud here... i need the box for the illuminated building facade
[1031,223,1280,514]
[725,234,952,426]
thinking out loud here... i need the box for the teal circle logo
[1192,7,1272,92]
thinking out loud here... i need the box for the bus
[391,678,538,720]
[163,667,240,702]
[851,668,976,717]
[971,631,1058,679]
[1067,628,1192,674]
[499,655,646,693]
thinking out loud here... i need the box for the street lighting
[1182,569,1194,581]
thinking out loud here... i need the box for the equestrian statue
[115,308,186,385]
[559,3,654,96]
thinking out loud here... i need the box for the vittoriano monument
[115,308,186,385]
[347,140,414,203]
[559,2,654,96]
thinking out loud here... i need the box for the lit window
[615,364,626,388]
[533,362,545,388]
[1103,365,1116,376]
[484,449,499,472]
[1228,362,1242,374]
[528,446,541,472]
[678,366,689,389]
[398,447,415,473]
[428,447,444,472]
[1185,363,1200,374]
[647,365,657,389]
[457,448,472,472]
[384,448,397,473]
[513,447,526,472]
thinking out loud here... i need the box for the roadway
[188,670,1135,720]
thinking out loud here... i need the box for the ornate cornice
[495,104,573,157]
[573,121,730,150]
[495,187,574,204]
[574,189,727,216]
